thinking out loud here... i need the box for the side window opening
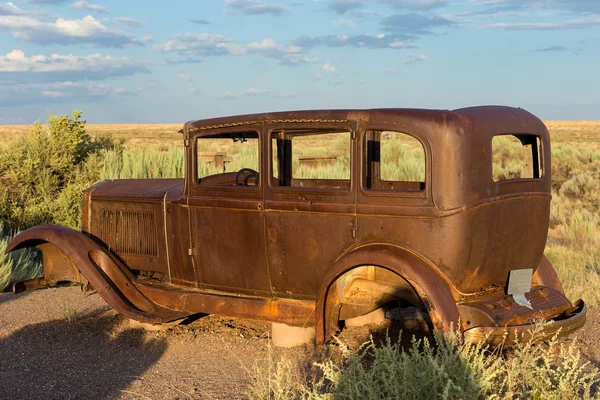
[365,131,426,192]
[492,134,542,182]
[271,130,351,190]
[196,131,259,186]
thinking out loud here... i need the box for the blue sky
[0,0,599,124]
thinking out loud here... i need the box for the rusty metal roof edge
[184,108,450,131]
[183,106,544,135]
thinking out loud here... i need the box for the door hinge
[184,138,190,147]
[188,247,194,256]
[351,130,356,140]
[351,228,356,239]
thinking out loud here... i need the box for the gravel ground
[0,287,598,399]
[0,287,279,399]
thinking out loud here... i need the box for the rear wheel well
[323,265,428,339]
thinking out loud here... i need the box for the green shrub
[0,111,118,230]
[551,146,600,191]
[0,223,41,292]
[249,327,599,399]
[559,172,600,213]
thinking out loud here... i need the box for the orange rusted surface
[7,107,585,344]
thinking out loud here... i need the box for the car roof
[184,106,547,138]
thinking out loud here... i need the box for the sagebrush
[249,326,599,399]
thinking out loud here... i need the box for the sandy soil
[0,287,598,399]
[0,287,278,399]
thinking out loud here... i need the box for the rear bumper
[463,300,586,346]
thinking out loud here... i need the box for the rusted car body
[7,107,586,344]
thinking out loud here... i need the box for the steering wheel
[235,168,259,185]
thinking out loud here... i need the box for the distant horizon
[3,118,600,127]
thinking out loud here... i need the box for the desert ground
[2,286,598,400]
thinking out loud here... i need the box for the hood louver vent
[99,210,158,257]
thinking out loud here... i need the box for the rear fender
[532,255,565,295]
[315,244,460,344]
[6,225,187,323]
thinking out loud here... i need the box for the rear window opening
[365,130,426,192]
[492,134,543,182]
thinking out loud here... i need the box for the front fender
[7,225,187,323]
[315,243,460,344]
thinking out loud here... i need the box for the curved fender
[315,244,460,344]
[7,225,187,324]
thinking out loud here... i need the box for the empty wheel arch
[315,244,460,344]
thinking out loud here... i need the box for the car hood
[89,179,184,203]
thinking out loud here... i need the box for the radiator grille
[99,210,158,256]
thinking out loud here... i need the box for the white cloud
[330,0,447,14]
[113,16,145,27]
[0,2,26,16]
[0,80,140,107]
[484,16,600,30]
[216,91,237,99]
[70,1,110,13]
[293,33,418,50]
[176,71,193,82]
[216,87,297,99]
[244,87,268,95]
[401,52,428,64]
[0,2,54,17]
[323,62,337,72]
[0,15,140,47]
[217,87,270,99]
[332,18,356,28]
[176,70,200,95]
[41,89,62,97]
[279,53,319,65]
[154,34,319,65]
[153,33,233,55]
[389,40,413,48]
[189,17,210,25]
[0,49,150,81]
[224,0,289,15]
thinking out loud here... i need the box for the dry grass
[0,124,182,150]
[546,121,600,148]
[1,120,598,150]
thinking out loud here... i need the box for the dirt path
[1,287,598,399]
[0,287,282,399]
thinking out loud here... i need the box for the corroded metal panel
[99,209,158,257]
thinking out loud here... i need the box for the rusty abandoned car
[6,106,586,345]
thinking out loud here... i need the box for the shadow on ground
[0,290,32,306]
[0,310,167,400]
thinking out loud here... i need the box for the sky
[0,0,599,124]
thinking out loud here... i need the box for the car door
[188,125,271,296]
[263,121,358,299]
